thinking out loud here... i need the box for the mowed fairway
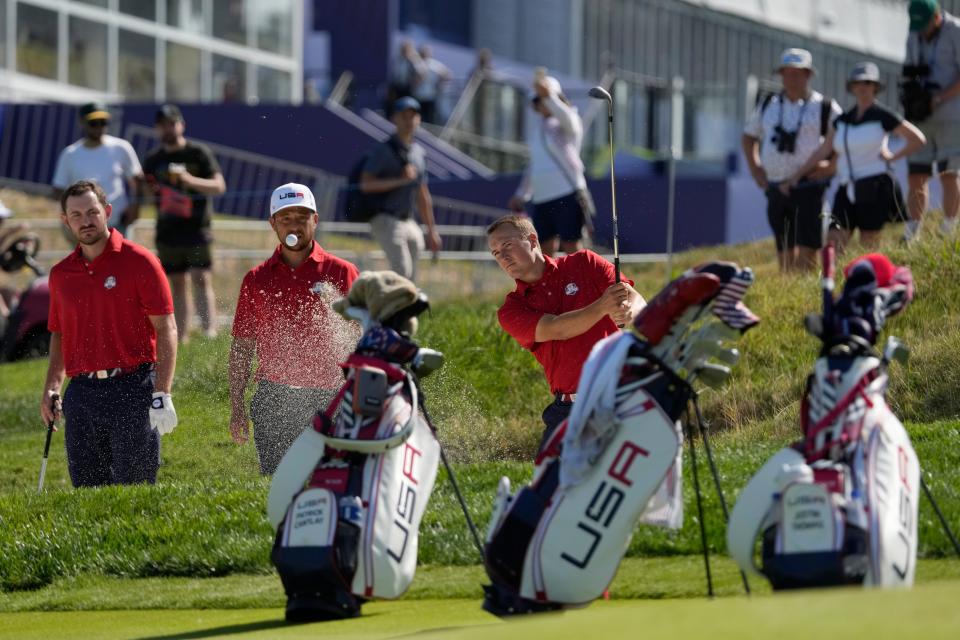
[4,580,960,639]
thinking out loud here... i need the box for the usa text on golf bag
[728,252,918,589]
[267,277,441,620]
[482,262,760,614]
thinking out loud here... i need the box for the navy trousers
[62,364,159,487]
[538,397,573,454]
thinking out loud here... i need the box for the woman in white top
[508,74,593,257]
[783,62,925,251]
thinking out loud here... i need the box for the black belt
[78,363,154,380]
[555,392,577,403]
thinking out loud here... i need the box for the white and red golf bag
[728,252,919,589]
[267,288,443,621]
[482,262,760,615]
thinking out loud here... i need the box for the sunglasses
[530,96,542,108]
[87,119,109,127]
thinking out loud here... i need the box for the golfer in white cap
[742,48,842,271]
[228,183,360,475]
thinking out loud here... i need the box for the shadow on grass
[133,617,338,640]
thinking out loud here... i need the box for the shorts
[908,119,960,174]
[832,174,906,232]
[532,191,586,242]
[765,181,827,251]
[157,243,213,274]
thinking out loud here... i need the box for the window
[68,17,108,90]
[213,0,246,46]
[120,0,156,21]
[249,0,292,55]
[256,66,291,103]
[166,42,202,101]
[213,54,246,103]
[16,4,58,80]
[167,0,205,34]
[119,30,155,100]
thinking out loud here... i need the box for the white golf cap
[269,183,316,216]
[776,48,815,74]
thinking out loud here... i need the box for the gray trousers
[250,381,337,475]
[369,213,425,282]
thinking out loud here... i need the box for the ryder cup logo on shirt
[104,276,117,290]
[565,282,579,296]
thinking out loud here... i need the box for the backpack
[759,92,833,137]
[343,138,407,223]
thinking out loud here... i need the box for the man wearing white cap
[742,48,841,271]
[229,183,360,474]
[509,72,593,258]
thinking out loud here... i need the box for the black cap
[79,102,111,121]
[392,96,421,114]
[155,104,183,123]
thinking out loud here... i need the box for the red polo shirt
[48,229,174,377]
[232,242,359,388]
[498,250,631,395]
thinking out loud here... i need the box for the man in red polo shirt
[39,180,178,487]
[487,214,645,451]
[230,183,360,474]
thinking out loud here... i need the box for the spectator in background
[360,97,441,282]
[229,183,359,474]
[508,73,594,258]
[52,103,143,238]
[902,0,960,241]
[413,44,452,124]
[741,48,841,271]
[386,40,423,116]
[782,62,926,252]
[142,104,226,343]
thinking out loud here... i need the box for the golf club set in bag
[728,248,960,589]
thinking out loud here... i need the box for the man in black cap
[142,104,226,342]
[52,102,143,237]
[359,96,441,282]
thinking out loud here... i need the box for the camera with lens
[771,125,798,154]
[900,64,940,122]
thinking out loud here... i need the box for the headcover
[828,254,913,346]
[333,270,424,335]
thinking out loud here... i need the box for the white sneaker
[902,220,921,243]
[940,217,958,236]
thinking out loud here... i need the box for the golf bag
[267,282,442,621]
[728,252,919,590]
[482,262,760,615]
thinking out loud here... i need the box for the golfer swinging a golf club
[487,214,645,453]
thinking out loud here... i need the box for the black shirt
[143,142,221,246]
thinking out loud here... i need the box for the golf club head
[412,348,444,378]
[588,86,612,102]
[694,362,732,388]
[882,336,910,365]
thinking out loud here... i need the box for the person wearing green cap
[903,0,960,240]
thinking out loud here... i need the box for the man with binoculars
[902,0,960,241]
[742,48,841,272]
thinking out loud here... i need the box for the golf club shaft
[606,102,620,284]
[685,415,714,598]
[921,474,960,558]
[38,394,59,494]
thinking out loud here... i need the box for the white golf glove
[150,392,178,435]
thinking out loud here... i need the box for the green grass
[1,229,959,602]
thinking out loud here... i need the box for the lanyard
[778,93,810,133]
[915,30,941,77]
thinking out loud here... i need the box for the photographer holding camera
[742,48,842,272]
[902,0,960,241]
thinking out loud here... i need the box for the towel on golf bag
[728,253,919,590]
[268,272,440,621]
[482,261,759,615]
